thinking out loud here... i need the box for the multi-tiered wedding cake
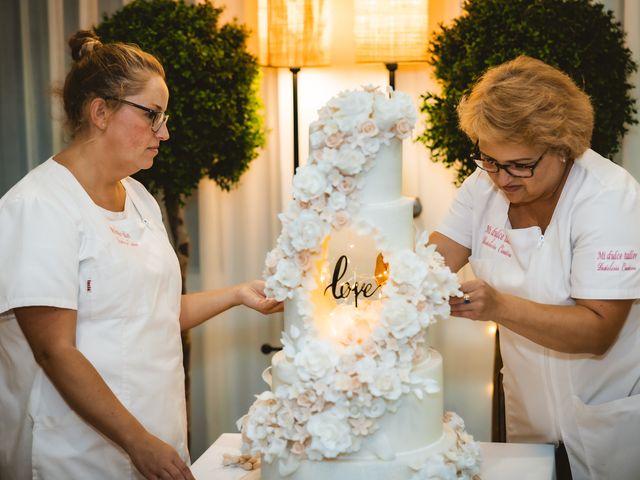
[237,87,481,480]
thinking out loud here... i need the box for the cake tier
[283,196,414,335]
[263,349,451,479]
[261,425,456,480]
[355,196,414,250]
[265,349,443,466]
[358,138,402,204]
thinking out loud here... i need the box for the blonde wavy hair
[457,56,593,160]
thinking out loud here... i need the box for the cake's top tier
[303,86,417,206]
[357,139,402,204]
[264,87,420,305]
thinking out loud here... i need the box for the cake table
[191,433,556,480]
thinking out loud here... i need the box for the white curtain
[191,66,285,457]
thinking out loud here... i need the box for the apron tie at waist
[555,442,573,480]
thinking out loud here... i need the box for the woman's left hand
[237,280,284,314]
[450,278,504,321]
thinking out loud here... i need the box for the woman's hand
[236,280,284,314]
[127,431,195,480]
[450,278,504,321]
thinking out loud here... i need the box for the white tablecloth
[191,433,556,480]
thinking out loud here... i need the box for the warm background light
[486,382,494,397]
[354,0,429,63]
[261,0,331,67]
[486,322,497,337]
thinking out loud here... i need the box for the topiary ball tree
[418,0,637,185]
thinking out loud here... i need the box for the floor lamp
[261,0,330,174]
[354,0,429,219]
[354,0,429,90]
[260,0,330,355]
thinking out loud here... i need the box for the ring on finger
[463,293,471,304]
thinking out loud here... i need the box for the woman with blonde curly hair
[429,56,640,480]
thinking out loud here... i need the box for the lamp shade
[263,0,330,67]
[354,0,429,63]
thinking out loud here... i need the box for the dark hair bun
[68,30,102,62]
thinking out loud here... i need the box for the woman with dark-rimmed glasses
[429,56,640,480]
[0,30,281,479]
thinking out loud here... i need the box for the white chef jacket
[437,149,640,479]
[0,158,188,479]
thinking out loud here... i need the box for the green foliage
[97,0,265,198]
[417,0,637,185]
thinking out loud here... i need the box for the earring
[561,157,566,164]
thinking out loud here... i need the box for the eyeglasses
[471,142,547,178]
[104,96,169,133]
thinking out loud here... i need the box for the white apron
[25,179,187,478]
[469,185,640,479]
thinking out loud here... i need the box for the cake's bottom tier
[263,350,482,479]
[261,422,460,480]
[270,350,445,459]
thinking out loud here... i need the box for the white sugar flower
[444,411,466,431]
[369,366,402,400]
[327,190,348,211]
[294,338,337,381]
[325,131,345,148]
[391,90,418,125]
[354,355,376,383]
[358,119,379,137]
[327,168,342,187]
[364,397,387,418]
[373,94,402,130]
[293,164,329,202]
[322,119,340,136]
[349,416,376,436]
[288,210,329,251]
[388,250,428,286]
[335,146,367,175]
[307,410,354,458]
[264,249,281,269]
[414,455,457,480]
[276,408,295,430]
[296,389,318,408]
[276,358,300,385]
[309,119,324,133]
[394,118,413,139]
[379,348,398,368]
[380,297,420,339]
[274,258,302,288]
[357,135,381,155]
[317,105,332,120]
[334,372,352,391]
[309,130,326,149]
[278,200,304,224]
[336,175,357,194]
[329,90,374,132]
[265,275,292,302]
[332,210,350,229]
